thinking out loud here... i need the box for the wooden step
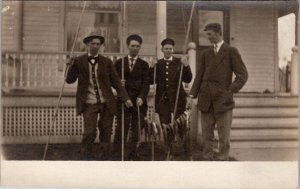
[234,96,298,107]
[232,117,298,129]
[218,128,298,137]
[227,135,298,148]
[233,107,298,118]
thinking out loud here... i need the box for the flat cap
[204,23,222,32]
[161,38,175,46]
[126,34,143,45]
[83,31,105,44]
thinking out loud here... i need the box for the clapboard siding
[127,1,156,55]
[23,1,61,52]
[1,1,17,50]
[167,2,191,53]
[230,4,277,92]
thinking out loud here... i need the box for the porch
[1,50,298,157]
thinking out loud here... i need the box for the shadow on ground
[1,142,237,161]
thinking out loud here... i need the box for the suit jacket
[190,43,248,113]
[150,57,192,115]
[115,56,150,114]
[66,53,130,115]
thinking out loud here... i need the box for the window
[198,10,224,46]
[66,1,120,53]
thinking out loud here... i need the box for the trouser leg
[113,104,130,160]
[82,104,100,160]
[98,103,114,160]
[201,107,216,160]
[216,110,232,160]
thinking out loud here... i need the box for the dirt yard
[1,142,237,161]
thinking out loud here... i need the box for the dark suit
[150,57,192,122]
[150,57,192,157]
[66,53,129,159]
[113,56,150,160]
[190,42,248,160]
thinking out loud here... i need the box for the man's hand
[136,98,143,107]
[121,80,125,87]
[150,57,158,68]
[66,57,75,66]
[186,95,193,109]
[181,56,189,67]
[125,99,133,108]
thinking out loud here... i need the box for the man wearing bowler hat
[189,23,248,161]
[150,38,193,160]
[66,32,133,160]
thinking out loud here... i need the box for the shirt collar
[128,55,138,60]
[214,40,224,50]
[163,56,173,61]
[88,53,99,58]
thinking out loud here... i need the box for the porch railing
[1,51,157,90]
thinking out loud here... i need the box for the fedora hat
[83,32,105,44]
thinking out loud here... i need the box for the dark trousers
[81,103,114,159]
[157,96,191,157]
[201,105,232,160]
[113,103,141,160]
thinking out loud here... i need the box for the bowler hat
[161,38,175,46]
[204,23,222,32]
[83,32,105,44]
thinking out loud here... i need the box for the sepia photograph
[0,0,298,188]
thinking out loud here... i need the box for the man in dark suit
[66,32,133,160]
[112,34,150,160]
[189,23,248,161]
[150,38,193,160]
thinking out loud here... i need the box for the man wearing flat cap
[189,23,248,161]
[66,32,133,160]
[112,34,150,160]
[150,38,193,160]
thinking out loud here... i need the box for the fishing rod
[42,1,87,160]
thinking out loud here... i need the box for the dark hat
[83,32,105,44]
[204,23,222,32]
[126,34,143,45]
[161,38,175,46]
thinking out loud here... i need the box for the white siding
[230,3,277,92]
[23,1,62,52]
[2,1,17,50]
[127,1,156,55]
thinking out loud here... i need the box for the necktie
[213,44,218,55]
[129,58,134,71]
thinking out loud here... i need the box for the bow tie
[88,56,97,65]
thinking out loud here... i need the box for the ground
[1,142,298,161]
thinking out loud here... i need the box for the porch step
[216,128,298,137]
[233,107,298,118]
[229,135,299,148]
[232,117,298,129]
[234,95,298,107]
[213,95,299,148]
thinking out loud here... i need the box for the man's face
[161,44,174,59]
[88,38,101,55]
[127,40,141,57]
[205,30,220,44]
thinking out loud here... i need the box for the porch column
[290,46,298,96]
[187,42,199,145]
[15,1,23,51]
[156,1,167,59]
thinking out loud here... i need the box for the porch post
[15,1,23,51]
[156,1,167,59]
[290,46,298,96]
[187,42,199,145]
